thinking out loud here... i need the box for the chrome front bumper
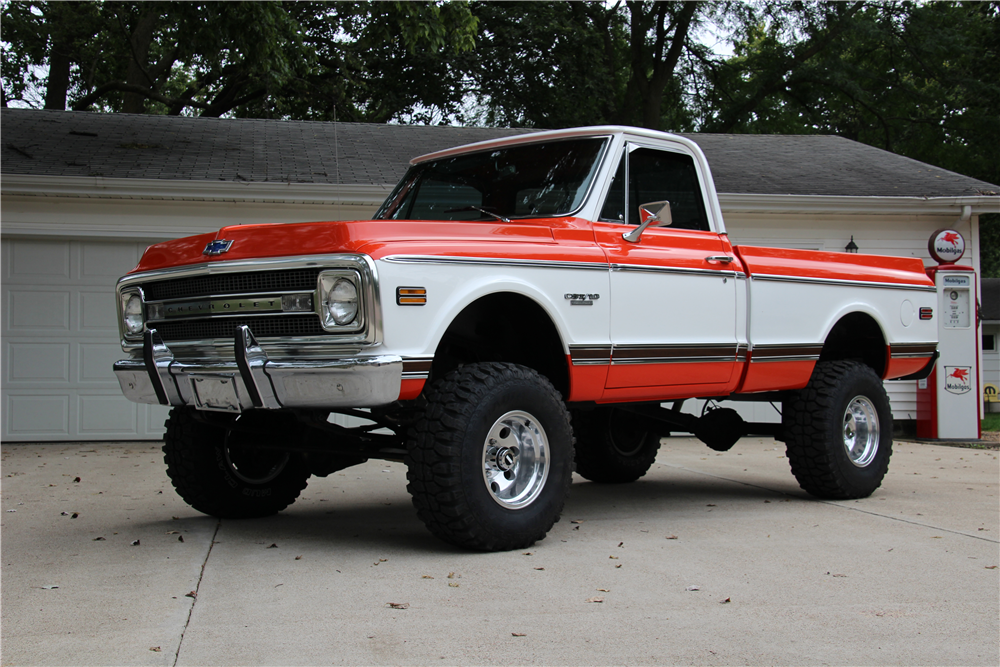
[114,326,401,412]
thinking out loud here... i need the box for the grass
[982,413,1000,433]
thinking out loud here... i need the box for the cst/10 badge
[928,229,965,265]
[944,366,972,395]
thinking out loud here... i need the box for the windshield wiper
[443,206,511,224]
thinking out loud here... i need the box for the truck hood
[130,219,560,273]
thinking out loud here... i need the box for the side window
[599,153,626,222]
[627,148,710,231]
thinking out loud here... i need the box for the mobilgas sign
[928,229,965,265]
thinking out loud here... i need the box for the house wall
[0,193,383,441]
[709,210,979,428]
[0,189,981,439]
[982,323,1000,413]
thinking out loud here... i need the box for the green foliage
[696,1,1000,187]
[1,1,478,121]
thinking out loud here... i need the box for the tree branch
[71,81,210,111]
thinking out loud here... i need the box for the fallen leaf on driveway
[267,543,279,548]
[149,647,161,652]
[74,477,81,483]
[131,540,140,546]
[533,567,545,571]
[387,602,409,609]
[571,520,583,524]
[615,564,622,568]
[522,552,533,556]
[609,555,618,559]
[185,591,197,598]
[41,585,59,590]
[597,588,610,592]
[448,583,460,588]
[422,575,434,579]
[665,535,678,540]
[585,597,604,603]
[447,572,457,579]
[685,585,701,591]
[93,537,105,541]
[294,555,301,560]
[985,565,998,569]
[178,535,184,543]
[721,597,731,604]
[512,632,526,637]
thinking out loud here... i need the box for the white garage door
[2,238,169,441]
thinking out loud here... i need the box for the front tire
[405,362,574,551]
[783,361,893,499]
[163,408,310,519]
[572,407,661,483]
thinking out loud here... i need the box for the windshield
[375,138,608,221]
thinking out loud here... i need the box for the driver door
[595,144,742,400]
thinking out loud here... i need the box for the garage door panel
[6,394,70,437]
[81,242,139,281]
[78,342,125,384]
[77,394,138,436]
[79,290,119,332]
[143,404,170,437]
[6,342,70,383]
[7,289,71,331]
[7,239,70,281]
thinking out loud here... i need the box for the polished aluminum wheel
[843,395,879,467]
[482,410,550,509]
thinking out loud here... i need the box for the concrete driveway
[2,436,997,666]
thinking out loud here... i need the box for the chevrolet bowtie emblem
[203,239,234,255]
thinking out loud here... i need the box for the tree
[696,1,1000,187]
[467,0,706,130]
[1,1,478,121]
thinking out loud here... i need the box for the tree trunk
[122,7,162,113]
[44,49,71,110]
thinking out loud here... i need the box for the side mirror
[623,201,672,243]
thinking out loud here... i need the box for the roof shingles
[2,109,997,198]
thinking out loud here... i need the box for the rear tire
[783,361,893,499]
[572,407,661,483]
[163,408,310,519]
[405,362,574,551]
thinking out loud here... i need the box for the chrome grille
[154,314,325,341]
[142,268,322,301]
[138,268,326,343]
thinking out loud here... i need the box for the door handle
[705,255,734,263]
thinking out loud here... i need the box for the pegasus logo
[941,231,961,247]
[944,366,972,395]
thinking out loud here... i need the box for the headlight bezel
[317,269,364,332]
[119,287,146,340]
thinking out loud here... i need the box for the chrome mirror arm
[622,201,672,243]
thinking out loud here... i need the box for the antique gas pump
[916,229,980,440]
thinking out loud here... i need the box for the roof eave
[718,193,1000,216]
[0,174,393,206]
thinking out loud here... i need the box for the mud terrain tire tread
[784,360,893,500]
[163,408,309,519]
[406,362,574,551]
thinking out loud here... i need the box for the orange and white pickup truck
[114,126,938,551]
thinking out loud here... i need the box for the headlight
[121,290,144,337]
[319,273,360,328]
